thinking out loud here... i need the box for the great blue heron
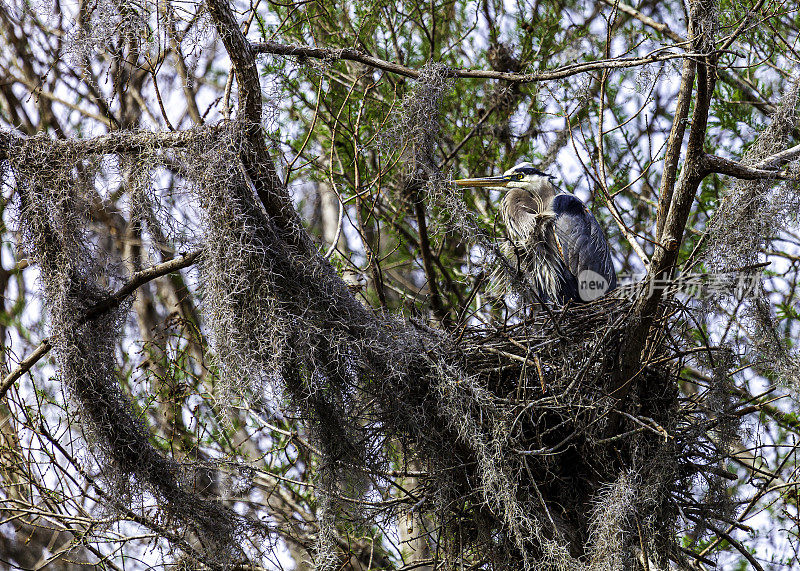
[455,162,616,304]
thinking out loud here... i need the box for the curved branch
[205,0,262,125]
[83,250,202,321]
[613,1,720,404]
[756,142,800,168]
[0,341,52,401]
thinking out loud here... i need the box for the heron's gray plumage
[499,186,576,304]
[456,162,616,304]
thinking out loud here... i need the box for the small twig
[150,70,176,131]
[534,355,545,393]
[618,411,672,440]
[679,547,717,567]
[704,522,765,571]
[637,518,651,571]
[482,346,537,368]
[595,426,648,444]
[0,341,52,400]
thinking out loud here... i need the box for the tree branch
[252,40,695,83]
[704,522,765,571]
[0,250,202,401]
[83,250,202,321]
[655,58,696,240]
[0,127,223,160]
[756,142,800,168]
[614,2,720,401]
[0,341,52,400]
[414,200,447,323]
[596,0,780,123]
[597,0,685,43]
[206,0,304,244]
[701,154,799,181]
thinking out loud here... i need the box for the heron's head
[455,161,555,198]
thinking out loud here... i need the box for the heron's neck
[526,179,558,211]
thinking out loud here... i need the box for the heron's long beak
[454,175,509,188]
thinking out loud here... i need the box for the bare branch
[702,154,799,181]
[0,250,202,401]
[206,0,302,242]
[615,0,720,402]
[83,250,203,321]
[756,142,800,168]
[0,341,52,400]
[597,0,685,43]
[704,522,765,571]
[252,41,695,83]
[655,58,696,240]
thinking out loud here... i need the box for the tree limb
[252,40,695,83]
[0,127,224,160]
[701,154,799,181]
[0,250,202,401]
[615,2,720,401]
[655,57,696,240]
[755,141,800,168]
[206,0,304,244]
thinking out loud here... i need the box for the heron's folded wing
[552,194,617,290]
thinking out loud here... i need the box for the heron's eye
[510,173,524,181]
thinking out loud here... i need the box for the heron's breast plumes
[517,213,572,303]
[500,186,547,239]
[495,188,573,303]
